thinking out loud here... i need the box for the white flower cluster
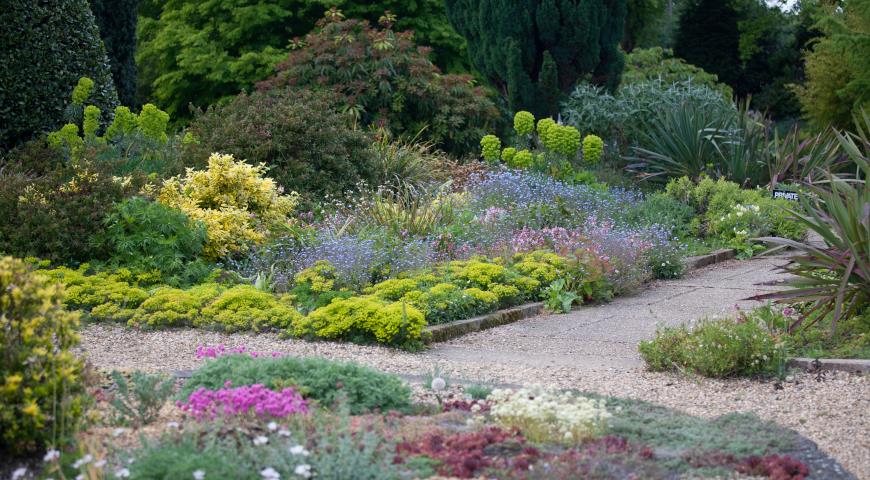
[487,387,610,443]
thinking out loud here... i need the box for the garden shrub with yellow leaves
[128,283,223,329]
[292,296,426,349]
[0,257,86,453]
[158,153,300,259]
[38,266,150,313]
[400,282,499,325]
[199,285,301,333]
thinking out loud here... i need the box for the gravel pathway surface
[79,257,870,478]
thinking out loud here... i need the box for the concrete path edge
[788,357,870,374]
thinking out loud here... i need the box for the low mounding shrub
[180,354,412,414]
[258,13,500,158]
[98,197,211,286]
[158,153,300,259]
[197,286,301,333]
[127,283,223,329]
[627,192,696,239]
[664,176,805,257]
[293,295,426,349]
[184,90,376,201]
[638,317,781,377]
[0,158,144,264]
[0,257,85,453]
[488,387,611,444]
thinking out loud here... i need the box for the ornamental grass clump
[178,382,309,420]
[487,388,610,444]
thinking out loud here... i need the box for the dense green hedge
[0,0,117,150]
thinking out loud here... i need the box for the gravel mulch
[80,324,870,479]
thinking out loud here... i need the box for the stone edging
[683,248,736,270]
[424,302,544,344]
[788,357,870,374]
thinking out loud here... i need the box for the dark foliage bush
[89,0,139,107]
[258,14,500,158]
[0,152,143,264]
[0,0,118,151]
[674,0,804,119]
[98,197,212,286]
[179,354,412,414]
[185,89,376,200]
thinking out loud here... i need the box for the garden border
[424,249,739,344]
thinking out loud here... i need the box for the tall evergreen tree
[674,0,742,89]
[0,0,117,150]
[445,0,628,117]
[90,0,139,107]
[675,0,808,119]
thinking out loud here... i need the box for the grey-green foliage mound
[180,354,413,415]
[0,0,118,151]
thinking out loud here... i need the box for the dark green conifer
[445,0,627,116]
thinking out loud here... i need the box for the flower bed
[25,351,825,480]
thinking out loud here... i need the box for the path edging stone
[788,357,870,374]
[683,248,736,270]
[424,302,544,344]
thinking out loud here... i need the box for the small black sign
[773,190,799,201]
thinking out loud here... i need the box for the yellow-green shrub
[294,261,338,293]
[400,282,499,325]
[441,258,508,288]
[0,257,85,453]
[489,283,522,306]
[292,296,426,348]
[128,283,223,329]
[37,266,149,313]
[198,285,301,332]
[364,278,425,301]
[511,251,567,285]
[157,153,299,259]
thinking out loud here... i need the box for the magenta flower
[178,383,309,420]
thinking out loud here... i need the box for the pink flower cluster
[505,218,656,268]
[507,227,588,257]
[195,344,287,360]
[178,382,309,420]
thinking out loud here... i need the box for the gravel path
[78,258,870,478]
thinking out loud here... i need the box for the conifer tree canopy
[445,0,627,116]
[90,0,139,107]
